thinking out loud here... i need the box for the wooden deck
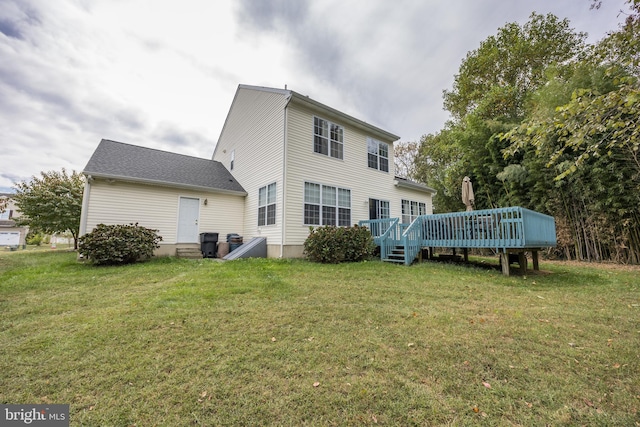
[360,207,557,275]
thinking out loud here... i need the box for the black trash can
[227,233,243,252]
[200,232,219,258]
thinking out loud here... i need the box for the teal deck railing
[361,207,556,265]
[360,218,400,260]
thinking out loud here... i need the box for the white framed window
[314,117,343,160]
[368,198,390,220]
[401,199,426,224]
[304,182,351,226]
[367,138,389,172]
[258,182,276,226]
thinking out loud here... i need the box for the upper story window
[367,138,389,172]
[401,199,426,224]
[304,182,351,226]
[258,183,276,226]
[314,117,343,160]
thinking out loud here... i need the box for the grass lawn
[1,250,638,426]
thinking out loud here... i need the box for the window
[304,182,351,226]
[367,138,389,172]
[258,183,276,226]
[369,199,390,220]
[401,199,426,224]
[314,117,343,159]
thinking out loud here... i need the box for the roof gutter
[394,178,438,195]
[83,172,248,196]
[287,91,400,142]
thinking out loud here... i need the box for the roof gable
[84,139,246,194]
[222,84,400,143]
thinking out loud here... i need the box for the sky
[0,0,631,192]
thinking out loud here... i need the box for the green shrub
[26,232,43,246]
[303,225,375,263]
[78,223,162,265]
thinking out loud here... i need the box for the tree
[501,1,640,263]
[394,141,420,180]
[416,12,588,214]
[443,12,586,122]
[0,195,8,215]
[414,129,466,213]
[12,169,84,249]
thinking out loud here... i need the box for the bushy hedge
[78,223,162,265]
[303,225,375,263]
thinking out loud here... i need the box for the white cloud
[0,0,630,191]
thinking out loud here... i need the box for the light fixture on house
[204,199,208,206]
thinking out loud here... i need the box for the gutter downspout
[280,100,290,258]
[79,175,92,237]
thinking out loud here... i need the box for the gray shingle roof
[83,139,246,194]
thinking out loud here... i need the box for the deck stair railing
[358,218,399,261]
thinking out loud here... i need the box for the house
[80,84,436,258]
[0,193,29,248]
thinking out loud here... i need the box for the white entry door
[177,197,200,243]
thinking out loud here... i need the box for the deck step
[176,247,203,259]
[382,246,406,264]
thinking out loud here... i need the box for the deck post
[518,251,527,275]
[500,252,510,276]
[463,248,469,262]
[532,250,539,271]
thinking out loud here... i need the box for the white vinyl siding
[210,86,434,250]
[84,180,245,244]
[213,87,288,245]
[283,103,432,246]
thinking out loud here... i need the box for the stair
[176,247,203,259]
[383,246,406,263]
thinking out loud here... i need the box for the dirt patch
[545,259,640,272]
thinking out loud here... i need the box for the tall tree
[416,12,589,215]
[414,128,466,213]
[12,169,84,249]
[394,141,420,180]
[502,1,640,263]
[443,12,587,122]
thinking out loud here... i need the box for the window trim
[258,182,277,226]
[313,116,344,160]
[401,199,426,224]
[304,181,351,226]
